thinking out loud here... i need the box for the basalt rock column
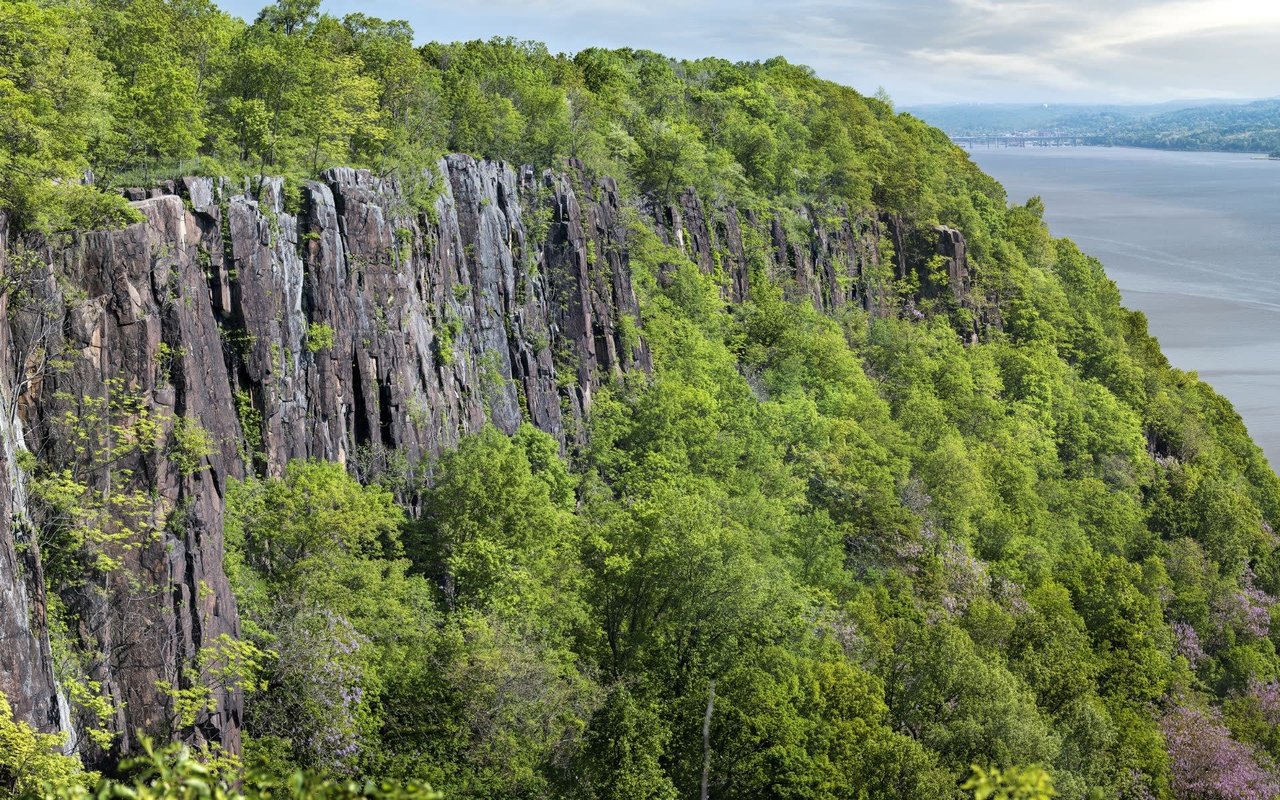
[0,210,63,736]
[24,195,244,765]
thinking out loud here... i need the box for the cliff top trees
[2,0,1005,228]
[89,0,238,173]
[0,0,135,230]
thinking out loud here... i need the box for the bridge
[951,134,1102,148]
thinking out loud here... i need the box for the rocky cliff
[0,210,66,739]
[0,156,968,764]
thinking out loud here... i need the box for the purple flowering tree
[1210,571,1275,645]
[1162,703,1280,800]
[1244,679,1280,728]
[1172,621,1206,666]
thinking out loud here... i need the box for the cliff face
[21,194,247,761]
[0,210,65,736]
[0,156,968,763]
[647,188,891,313]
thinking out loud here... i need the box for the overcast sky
[217,0,1280,105]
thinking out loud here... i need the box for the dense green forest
[1100,99,1280,153]
[4,1,1280,799]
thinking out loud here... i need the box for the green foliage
[0,692,93,796]
[157,634,270,730]
[28,381,177,579]
[225,456,596,797]
[227,460,404,596]
[170,417,217,475]
[305,322,336,353]
[962,764,1056,800]
[65,678,121,751]
[20,736,443,800]
[2,1,1003,229]
[414,425,577,613]
[576,686,676,800]
[0,0,123,231]
[20,184,142,234]
[235,389,264,460]
[433,312,461,366]
[226,461,414,773]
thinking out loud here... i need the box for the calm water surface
[967,146,1280,467]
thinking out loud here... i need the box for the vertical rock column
[646,192,889,315]
[28,196,243,765]
[0,210,63,734]
[230,157,651,478]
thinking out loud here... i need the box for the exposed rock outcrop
[0,155,969,762]
[0,156,655,761]
[25,194,246,762]
[932,225,970,300]
[216,156,651,481]
[0,210,64,736]
[645,194,929,317]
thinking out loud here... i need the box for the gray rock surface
[0,210,64,735]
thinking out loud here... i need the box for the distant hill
[908,98,1280,154]
[903,100,1211,135]
[1115,99,1280,153]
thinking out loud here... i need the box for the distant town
[908,99,1280,155]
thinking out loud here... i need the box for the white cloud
[907,48,1096,92]
[1065,0,1280,53]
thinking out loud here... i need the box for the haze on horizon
[216,0,1279,106]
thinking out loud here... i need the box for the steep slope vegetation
[3,2,1280,799]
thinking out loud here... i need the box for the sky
[217,0,1280,105]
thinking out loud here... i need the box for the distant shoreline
[953,140,1280,159]
[910,99,1280,159]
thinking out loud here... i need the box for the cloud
[1066,0,1280,53]
[907,48,1097,92]
[456,0,684,14]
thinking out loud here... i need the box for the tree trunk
[700,679,716,800]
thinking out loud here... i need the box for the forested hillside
[3,1,1280,799]
[1103,99,1280,155]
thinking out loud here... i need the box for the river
[966,146,1280,468]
